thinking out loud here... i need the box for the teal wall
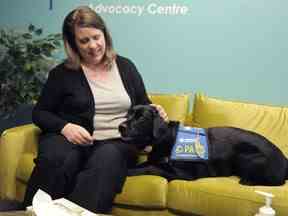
[1,0,287,106]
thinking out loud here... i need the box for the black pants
[23,134,137,213]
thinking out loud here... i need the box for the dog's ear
[152,113,168,139]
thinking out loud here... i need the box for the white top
[83,61,131,140]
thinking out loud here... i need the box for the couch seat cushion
[114,175,168,209]
[168,177,288,216]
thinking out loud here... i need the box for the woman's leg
[23,134,84,207]
[68,139,137,214]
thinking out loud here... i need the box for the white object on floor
[28,189,98,216]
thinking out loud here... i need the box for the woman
[23,6,167,213]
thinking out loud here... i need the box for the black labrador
[119,105,288,186]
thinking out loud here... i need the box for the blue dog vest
[170,125,209,161]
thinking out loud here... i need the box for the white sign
[89,2,191,16]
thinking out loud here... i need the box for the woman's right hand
[61,123,94,145]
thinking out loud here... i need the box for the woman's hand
[150,104,169,122]
[61,123,94,145]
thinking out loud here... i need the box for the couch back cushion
[149,93,190,123]
[192,93,288,156]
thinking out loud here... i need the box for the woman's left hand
[150,104,169,122]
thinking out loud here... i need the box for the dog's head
[119,105,168,148]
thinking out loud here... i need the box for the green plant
[0,24,62,118]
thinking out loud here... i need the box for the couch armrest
[0,124,41,200]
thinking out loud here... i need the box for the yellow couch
[1,93,288,216]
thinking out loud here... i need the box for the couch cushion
[149,93,190,123]
[114,175,168,209]
[168,177,288,216]
[184,112,193,126]
[192,93,288,156]
[16,153,35,184]
[115,93,188,209]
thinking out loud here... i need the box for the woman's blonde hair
[62,6,116,70]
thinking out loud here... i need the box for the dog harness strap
[170,126,209,161]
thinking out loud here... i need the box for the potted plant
[0,24,62,119]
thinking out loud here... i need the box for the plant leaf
[22,33,32,39]
[35,28,43,36]
[28,24,35,32]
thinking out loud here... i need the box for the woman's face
[74,26,106,66]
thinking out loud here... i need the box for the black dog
[119,105,288,186]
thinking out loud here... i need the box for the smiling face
[74,26,106,66]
